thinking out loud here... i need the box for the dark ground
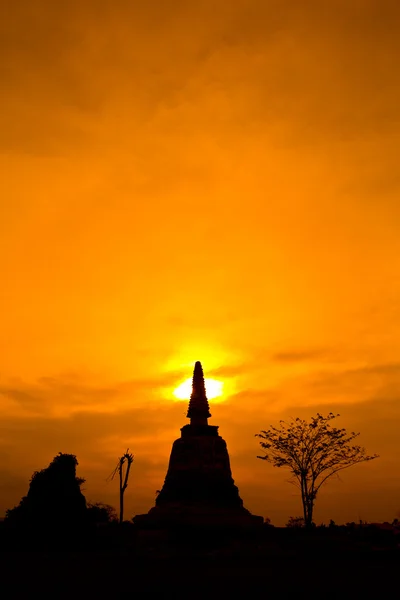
[0,525,398,599]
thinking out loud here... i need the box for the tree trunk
[305,499,314,529]
[302,497,308,526]
[119,461,124,523]
[120,491,124,524]
[301,479,314,528]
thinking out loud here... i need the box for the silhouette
[0,394,397,598]
[6,452,86,526]
[286,516,305,528]
[264,517,274,527]
[87,502,118,524]
[256,412,379,528]
[134,361,263,530]
[107,449,134,523]
[4,452,87,549]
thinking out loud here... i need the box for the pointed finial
[192,361,206,397]
[186,361,211,424]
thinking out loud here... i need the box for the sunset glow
[1,0,400,527]
[173,378,224,401]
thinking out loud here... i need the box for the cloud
[1,361,400,524]
[301,362,400,406]
[1,0,400,527]
[271,348,330,363]
[0,369,190,418]
[224,393,400,524]
[0,395,183,515]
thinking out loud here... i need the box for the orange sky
[1,0,400,525]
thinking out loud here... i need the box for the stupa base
[133,506,264,531]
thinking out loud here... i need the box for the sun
[173,378,224,401]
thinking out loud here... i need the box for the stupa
[133,361,263,529]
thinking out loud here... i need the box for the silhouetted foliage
[87,502,118,524]
[329,519,337,528]
[256,413,379,529]
[286,516,305,528]
[5,452,87,531]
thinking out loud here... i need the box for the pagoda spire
[186,361,211,425]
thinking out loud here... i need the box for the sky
[1,0,400,525]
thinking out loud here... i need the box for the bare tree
[108,449,134,523]
[256,412,379,529]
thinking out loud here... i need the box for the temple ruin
[133,361,263,529]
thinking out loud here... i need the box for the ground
[0,551,397,599]
[0,526,398,599]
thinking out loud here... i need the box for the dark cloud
[0,399,183,516]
